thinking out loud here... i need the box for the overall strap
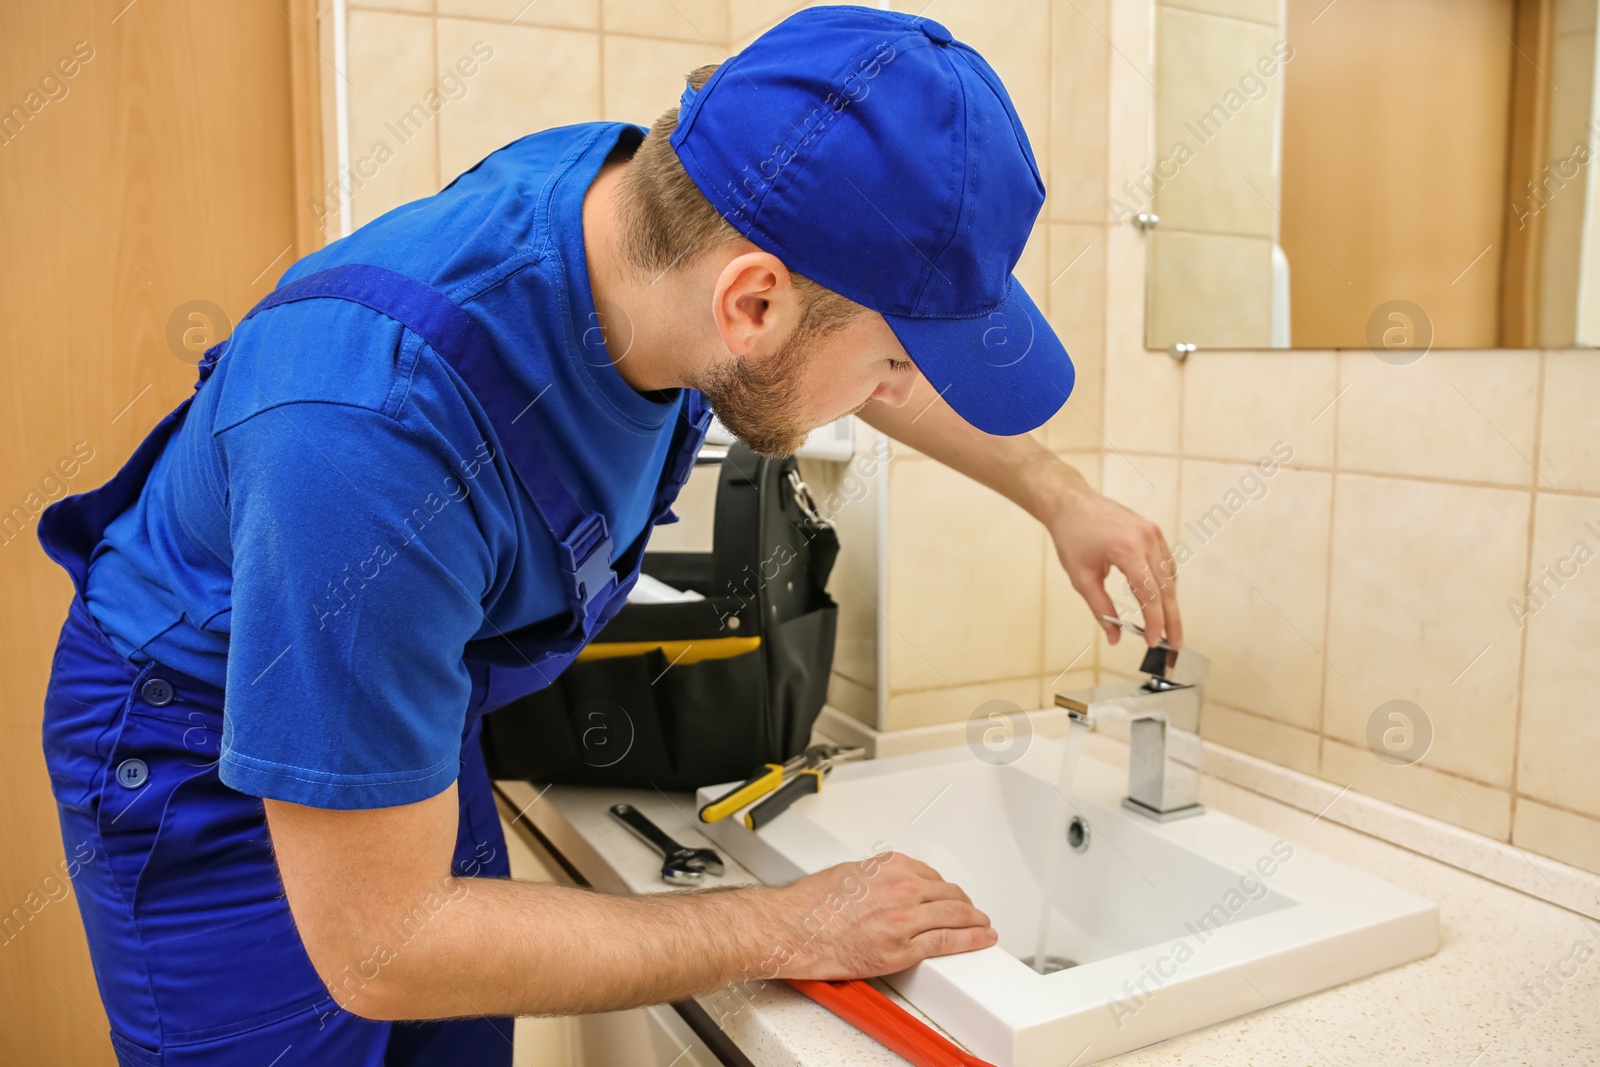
[222,263,616,631]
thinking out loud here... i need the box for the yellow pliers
[697,745,862,824]
[741,745,865,829]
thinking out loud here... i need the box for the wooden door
[1281,0,1517,347]
[0,3,318,1060]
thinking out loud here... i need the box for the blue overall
[38,264,710,1065]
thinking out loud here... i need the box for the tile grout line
[1030,446,1600,498]
[1158,1,1281,30]
[1208,699,1516,799]
[1317,352,1343,774]
[1506,350,1549,844]
[378,6,738,47]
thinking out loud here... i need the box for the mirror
[1142,0,1600,352]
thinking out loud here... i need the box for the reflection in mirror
[1141,0,1598,352]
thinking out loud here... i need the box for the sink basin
[698,738,1438,1066]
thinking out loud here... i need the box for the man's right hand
[770,853,998,980]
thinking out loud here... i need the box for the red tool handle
[786,978,996,1067]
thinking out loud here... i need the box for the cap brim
[882,277,1074,436]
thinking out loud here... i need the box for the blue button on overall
[140,677,174,706]
[117,758,148,789]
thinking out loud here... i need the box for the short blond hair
[616,64,863,338]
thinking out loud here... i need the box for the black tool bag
[480,444,839,790]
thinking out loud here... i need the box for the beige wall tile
[1323,475,1529,787]
[885,457,1045,692]
[353,0,435,12]
[1103,452,1179,534]
[1203,702,1320,775]
[1103,225,1184,454]
[1042,223,1107,451]
[1181,350,1336,467]
[602,34,722,124]
[730,1,836,51]
[1161,0,1277,24]
[1540,350,1600,495]
[1151,8,1279,237]
[1516,491,1600,819]
[831,556,885,689]
[887,676,1043,731]
[437,20,601,181]
[1513,798,1600,877]
[1175,460,1330,729]
[644,462,717,552]
[1146,229,1274,349]
[731,0,804,42]
[1104,0,1154,188]
[1336,350,1541,487]
[826,672,876,729]
[605,0,729,43]
[345,10,442,229]
[1096,453,1180,675]
[1321,739,1513,840]
[804,444,887,697]
[1099,0,1163,453]
[436,0,600,31]
[1051,0,1112,223]
[1043,451,1104,683]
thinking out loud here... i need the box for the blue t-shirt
[83,122,692,809]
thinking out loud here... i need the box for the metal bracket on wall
[1168,343,1196,363]
[1135,212,1160,231]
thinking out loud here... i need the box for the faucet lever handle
[1139,643,1181,682]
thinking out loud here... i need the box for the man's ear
[712,251,801,357]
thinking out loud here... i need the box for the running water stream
[1031,717,1088,973]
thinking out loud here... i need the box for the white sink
[698,739,1438,1066]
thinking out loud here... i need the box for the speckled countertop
[496,745,1599,1066]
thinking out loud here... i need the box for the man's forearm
[268,791,790,1021]
[858,373,1090,522]
[344,876,788,1021]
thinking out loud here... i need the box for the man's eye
[889,359,915,373]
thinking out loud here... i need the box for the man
[39,7,1179,1065]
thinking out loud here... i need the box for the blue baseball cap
[670,5,1073,436]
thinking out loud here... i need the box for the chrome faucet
[1055,618,1210,822]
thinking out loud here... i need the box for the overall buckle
[558,512,616,609]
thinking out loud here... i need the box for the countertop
[495,740,1598,1066]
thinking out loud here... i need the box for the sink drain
[1023,954,1078,974]
[1067,815,1090,852]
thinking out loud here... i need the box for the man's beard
[695,326,814,458]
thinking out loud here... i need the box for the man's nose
[871,369,917,408]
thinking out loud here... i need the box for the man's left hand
[1044,481,1181,650]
